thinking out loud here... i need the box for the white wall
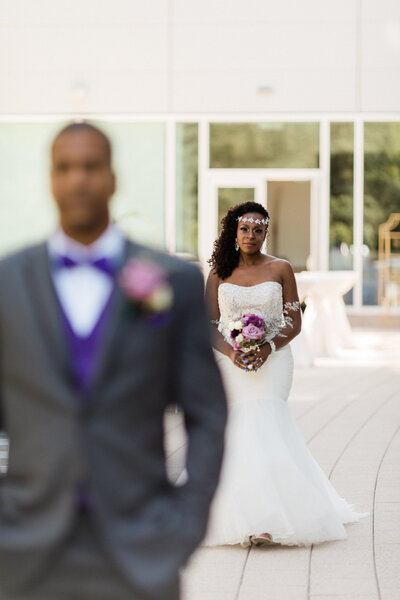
[0,0,399,113]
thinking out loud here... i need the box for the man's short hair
[52,122,112,164]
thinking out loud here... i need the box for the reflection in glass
[364,123,400,306]
[176,123,198,259]
[210,123,319,169]
[329,122,354,304]
[218,188,254,233]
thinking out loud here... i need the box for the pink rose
[119,258,166,301]
[242,324,264,341]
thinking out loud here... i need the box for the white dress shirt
[47,224,125,337]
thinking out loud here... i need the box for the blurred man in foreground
[0,123,226,600]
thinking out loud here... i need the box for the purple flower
[242,324,264,341]
[119,258,173,313]
[120,258,166,300]
[243,313,264,328]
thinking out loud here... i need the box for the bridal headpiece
[237,216,269,226]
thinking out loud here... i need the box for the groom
[0,123,227,600]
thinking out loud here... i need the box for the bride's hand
[240,344,272,371]
[231,345,271,371]
[254,343,272,368]
[230,349,252,370]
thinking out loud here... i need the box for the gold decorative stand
[378,213,400,310]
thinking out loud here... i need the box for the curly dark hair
[208,201,269,280]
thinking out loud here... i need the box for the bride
[204,201,366,547]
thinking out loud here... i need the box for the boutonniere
[119,257,174,318]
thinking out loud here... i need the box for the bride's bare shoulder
[263,255,292,269]
[207,269,221,285]
[262,255,294,280]
[206,269,222,295]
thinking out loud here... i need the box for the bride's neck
[239,252,264,268]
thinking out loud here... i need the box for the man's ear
[110,171,116,195]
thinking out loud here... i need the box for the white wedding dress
[203,281,366,547]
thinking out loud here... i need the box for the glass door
[217,187,255,233]
[266,180,311,272]
[199,170,320,272]
[199,172,265,267]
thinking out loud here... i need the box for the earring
[235,238,239,251]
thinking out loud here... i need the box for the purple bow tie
[56,255,115,277]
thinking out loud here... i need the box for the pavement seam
[327,390,398,481]
[305,372,388,446]
[234,546,251,600]
[372,424,400,600]
[306,545,313,600]
[295,367,377,423]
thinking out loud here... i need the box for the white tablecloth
[292,271,357,365]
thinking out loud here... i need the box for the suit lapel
[23,243,74,391]
[88,238,140,393]
[24,238,141,404]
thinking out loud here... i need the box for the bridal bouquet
[228,314,267,352]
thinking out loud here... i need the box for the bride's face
[236,212,267,254]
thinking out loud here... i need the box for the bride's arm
[274,260,302,348]
[205,270,235,359]
[255,261,301,366]
[205,270,250,371]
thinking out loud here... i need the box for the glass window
[210,122,319,169]
[98,122,166,248]
[329,122,354,304]
[0,121,166,256]
[364,123,400,306]
[175,123,198,259]
[0,122,61,256]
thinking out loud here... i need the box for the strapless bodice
[217,281,284,345]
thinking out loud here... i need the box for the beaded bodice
[217,281,284,345]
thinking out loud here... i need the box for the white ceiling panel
[172,0,357,23]
[0,24,168,72]
[361,68,400,111]
[0,70,168,113]
[362,0,400,22]
[0,0,168,25]
[173,22,357,71]
[172,68,357,112]
[362,22,400,68]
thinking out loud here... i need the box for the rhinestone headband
[237,216,269,225]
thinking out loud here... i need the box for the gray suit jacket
[0,239,227,599]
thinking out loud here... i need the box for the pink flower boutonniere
[119,257,174,317]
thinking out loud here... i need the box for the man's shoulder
[125,240,203,284]
[0,241,47,273]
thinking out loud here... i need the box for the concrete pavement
[166,328,400,600]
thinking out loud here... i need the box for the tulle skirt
[203,345,367,547]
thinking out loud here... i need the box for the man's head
[51,123,115,239]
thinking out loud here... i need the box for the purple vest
[57,289,115,510]
[59,291,114,394]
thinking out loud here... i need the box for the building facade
[0,0,399,311]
